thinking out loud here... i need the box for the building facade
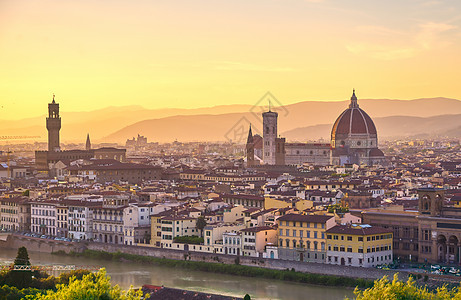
[0,197,30,232]
[326,224,393,268]
[277,213,336,263]
[363,188,461,264]
[31,202,57,236]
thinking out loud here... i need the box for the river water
[0,249,354,300]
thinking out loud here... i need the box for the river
[0,249,354,300]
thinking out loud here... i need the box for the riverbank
[54,249,374,289]
[0,234,410,282]
[0,248,354,300]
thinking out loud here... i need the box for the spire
[86,133,91,151]
[349,89,359,108]
[247,124,254,144]
[52,93,56,104]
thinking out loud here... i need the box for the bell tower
[46,94,61,152]
[262,109,278,165]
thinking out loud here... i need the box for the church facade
[246,90,385,166]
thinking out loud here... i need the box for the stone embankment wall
[0,234,85,254]
[3,234,456,285]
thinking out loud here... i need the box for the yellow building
[326,224,393,268]
[265,196,292,210]
[150,214,163,247]
[277,213,336,263]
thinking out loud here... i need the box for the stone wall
[0,234,84,254]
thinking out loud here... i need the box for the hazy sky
[1,0,461,119]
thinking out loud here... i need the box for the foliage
[57,269,91,285]
[22,190,30,197]
[327,204,349,214]
[196,216,207,237]
[66,250,373,289]
[243,294,251,300]
[173,235,204,244]
[14,247,31,266]
[28,269,144,300]
[9,247,32,288]
[350,274,461,300]
[0,285,41,300]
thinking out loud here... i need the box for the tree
[244,294,251,300]
[9,247,32,288]
[14,247,31,266]
[196,216,207,237]
[349,274,461,300]
[31,269,144,300]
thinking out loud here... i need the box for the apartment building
[277,213,336,263]
[0,197,30,232]
[326,224,393,267]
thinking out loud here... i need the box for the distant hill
[3,97,461,143]
[282,114,461,141]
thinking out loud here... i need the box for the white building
[223,231,242,256]
[31,202,57,236]
[123,203,153,245]
[68,202,96,240]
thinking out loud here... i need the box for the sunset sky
[1,0,461,119]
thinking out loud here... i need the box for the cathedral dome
[331,90,377,141]
[369,148,384,157]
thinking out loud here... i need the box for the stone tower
[86,133,91,151]
[46,94,61,152]
[262,109,278,165]
[246,125,255,167]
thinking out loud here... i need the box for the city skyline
[1,0,461,119]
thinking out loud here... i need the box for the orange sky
[1,0,461,119]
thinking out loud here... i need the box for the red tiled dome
[369,148,384,157]
[331,91,377,139]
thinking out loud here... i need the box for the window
[347,236,352,241]
[403,227,410,238]
[358,237,363,241]
[423,230,431,241]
